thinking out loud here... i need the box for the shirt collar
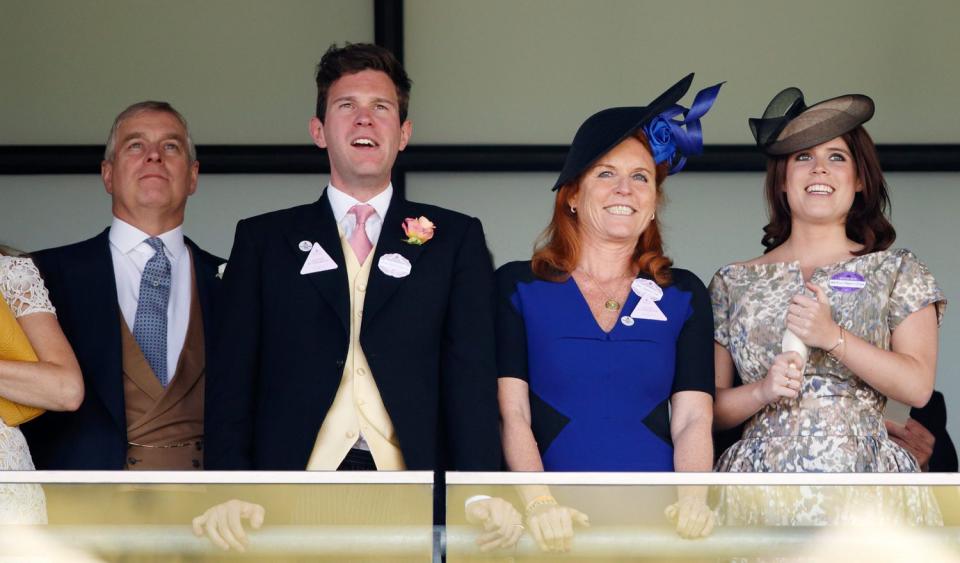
[326,183,393,224]
[109,217,187,263]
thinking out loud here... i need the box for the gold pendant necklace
[576,268,630,313]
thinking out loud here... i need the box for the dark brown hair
[532,131,673,285]
[760,126,896,254]
[315,43,412,123]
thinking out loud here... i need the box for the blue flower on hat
[644,117,677,166]
[643,81,724,175]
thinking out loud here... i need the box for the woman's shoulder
[667,267,707,291]
[0,255,41,278]
[495,259,533,277]
[857,247,930,275]
[878,247,923,264]
[0,255,54,317]
[495,260,542,293]
[495,260,534,283]
[707,255,777,284]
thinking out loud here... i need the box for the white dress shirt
[109,218,192,383]
[326,183,393,246]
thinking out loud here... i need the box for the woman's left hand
[465,497,525,552]
[786,283,840,350]
[664,496,715,539]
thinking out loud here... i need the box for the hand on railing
[664,494,715,539]
[465,497,525,552]
[524,497,590,552]
[192,499,266,552]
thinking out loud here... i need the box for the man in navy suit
[24,101,221,470]
[204,43,501,472]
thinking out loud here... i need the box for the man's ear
[398,120,412,151]
[102,160,114,195]
[187,160,200,196]
[309,117,327,149]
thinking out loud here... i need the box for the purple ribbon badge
[829,271,866,293]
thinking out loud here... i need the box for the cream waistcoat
[306,234,404,470]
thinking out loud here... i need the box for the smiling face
[569,136,659,246]
[783,136,862,225]
[102,110,198,231]
[309,69,412,197]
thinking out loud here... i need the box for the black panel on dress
[529,391,570,456]
[642,398,673,447]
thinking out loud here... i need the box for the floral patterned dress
[0,256,52,524]
[711,249,946,526]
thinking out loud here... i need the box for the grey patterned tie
[133,237,171,386]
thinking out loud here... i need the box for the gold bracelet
[836,326,847,361]
[827,325,845,354]
[827,326,846,360]
[524,495,558,515]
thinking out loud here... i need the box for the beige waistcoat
[307,234,404,470]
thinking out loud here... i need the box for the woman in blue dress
[489,74,721,550]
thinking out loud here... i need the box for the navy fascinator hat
[551,74,723,191]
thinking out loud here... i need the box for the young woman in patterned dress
[711,88,945,526]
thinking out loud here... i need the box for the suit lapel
[77,230,126,431]
[185,237,217,352]
[362,197,426,327]
[282,194,351,334]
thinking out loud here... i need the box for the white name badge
[298,240,314,252]
[378,253,412,278]
[630,296,667,322]
[631,278,663,301]
[300,243,338,274]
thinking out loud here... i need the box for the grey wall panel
[407,0,960,144]
[0,1,372,144]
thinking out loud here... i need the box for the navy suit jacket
[23,229,222,469]
[204,193,502,471]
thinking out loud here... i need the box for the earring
[569,205,577,214]
[651,213,655,220]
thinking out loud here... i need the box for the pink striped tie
[348,204,375,264]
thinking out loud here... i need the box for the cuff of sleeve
[464,495,492,509]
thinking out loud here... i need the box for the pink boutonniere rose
[402,216,435,245]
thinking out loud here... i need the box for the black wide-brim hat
[551,74,694,191]
[749,87,875,156]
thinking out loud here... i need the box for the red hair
[532,131,673,285]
